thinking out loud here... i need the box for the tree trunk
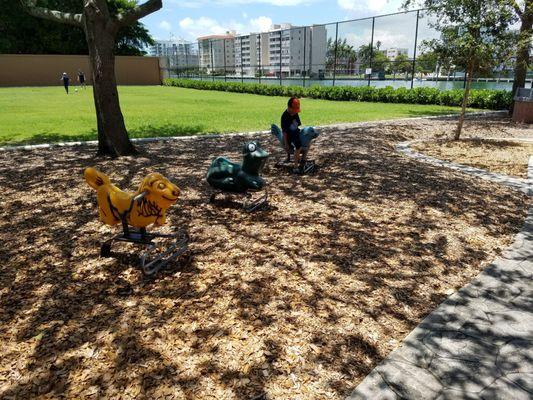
[510,13,533,114]
[96,104,114,156]
[455,63,474,140]
[84,13,136,156]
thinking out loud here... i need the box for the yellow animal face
[139,173,180,208]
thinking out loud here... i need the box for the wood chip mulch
[0,116,530,400]
[412,138,533,179]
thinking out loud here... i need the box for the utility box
[512,87,533,123]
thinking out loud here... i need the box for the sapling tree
[404,0,515,139]
[20,0,162,156]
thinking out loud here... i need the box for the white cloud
[338,0,400,14]
[158,20,172,31]
[242,11,248,18]
[249,16,273,32]
[179,16,227,38]
[179,15,274,39]
[373,29,410,49]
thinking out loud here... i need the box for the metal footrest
[100,229,189,276]
[209,190,269,212]
[243,191,269,212]
[275,159,317,174]
[140,231,189,275]
[302,160,316,174]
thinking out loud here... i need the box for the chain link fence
[161,9,532,91]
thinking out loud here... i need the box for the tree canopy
[393,53,412,74]
[358,42,389,73]
[415,51,438,74]
[0,0,154,55]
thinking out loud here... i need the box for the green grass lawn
[0,85,467,146]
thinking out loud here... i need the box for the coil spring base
[100,229,189,276]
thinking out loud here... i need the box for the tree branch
[20,0,83,27]
[115,0,162,27]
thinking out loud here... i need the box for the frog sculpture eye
[248,142,256,152]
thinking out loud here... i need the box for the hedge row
[163,78,512,110]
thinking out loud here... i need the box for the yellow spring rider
[84,167,188,275]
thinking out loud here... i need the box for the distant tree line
[325,38,441,76]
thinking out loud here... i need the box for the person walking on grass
[60,72,70,94]
[77,69,86,89]
[281,97,304,173]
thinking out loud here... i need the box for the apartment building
[196,24,327,77]
[149,39,198,68]
[381,48,409,60]
[234,33,261,76]
[198,32,236,73]
[233,24,327,78]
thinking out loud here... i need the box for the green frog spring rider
[206,141,270,211]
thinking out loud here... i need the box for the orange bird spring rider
[84,168,188,275]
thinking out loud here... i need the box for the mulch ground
[412,138,533,179]
[0,116,530,400]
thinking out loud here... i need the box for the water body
[184,76,533,91]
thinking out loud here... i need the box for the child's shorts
[287,130,302,150]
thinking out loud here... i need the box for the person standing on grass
[77,69,86,89]
[60,72,70,94]
[281,97,303,173]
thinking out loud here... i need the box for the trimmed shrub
[163,78,511,110]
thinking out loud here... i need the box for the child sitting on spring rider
[271,97,319,174]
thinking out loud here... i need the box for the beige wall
[0,54,162,86]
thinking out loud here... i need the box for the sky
[141,0,410,41]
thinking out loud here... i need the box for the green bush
[163,78,511,110]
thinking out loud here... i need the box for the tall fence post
[185,47,189,78]
[199,42,202,80]
[198,43,201,79]
[332,22,339,87]
[279,30,283,86]
[210,40,214,82]
[368,17,375,87]
[241,37,244,83]
[411,10,420,89]
[223,39,227,82]
[258,34,262,84]
[303,27,307,88]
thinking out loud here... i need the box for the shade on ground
[0,117,528,399]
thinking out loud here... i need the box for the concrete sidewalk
[348,153,533,399]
